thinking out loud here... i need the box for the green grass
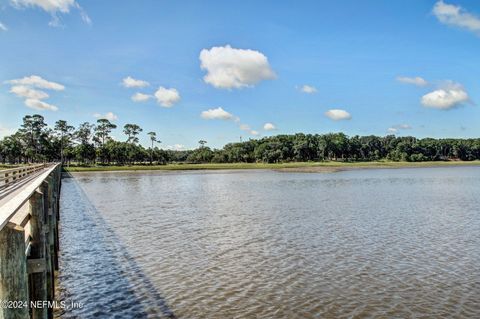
[62,160,480,172]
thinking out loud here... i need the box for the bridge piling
[0,224,30,319]
[28,191,48,319]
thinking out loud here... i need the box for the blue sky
[0,0,479,149]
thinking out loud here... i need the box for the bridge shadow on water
[57,172,177,319]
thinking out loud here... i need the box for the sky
[0,0,479,149]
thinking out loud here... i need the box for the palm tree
[147,131,156,165]
[198,140,207,148]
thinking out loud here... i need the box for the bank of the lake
[62,160,480,173]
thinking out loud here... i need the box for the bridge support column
[40,181,54,317]
[0,225,29,319]
[28,190,48,319]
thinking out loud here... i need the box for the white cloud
[199,45,276,89]
[387,124,412,133]
[387,128,398,133]
[433,1,480,34]
[122,76,149,88]
[201,107,234,120]
[200,107,259,135]
[7,75,65,91]
[263,122,276,131]
[421,83,469,109]
[154,87,180,107]
[11,0,74,13]
[131,92,152,102]
[0,22,7,31]
[396,76,428,87]
[165,144,187,151]
[10,0,91,26]
[239,123,260,136]
[76,3,91,25]
[94,112,118,121]
[10,85,49,100]
[25,99,58,111]
[300,85,317,94]
[325,109,352,121]
[6,75,63,111]
[239,124,250,131]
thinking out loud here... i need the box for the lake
[56,167,480,318]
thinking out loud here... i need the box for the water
[56,167,480,318]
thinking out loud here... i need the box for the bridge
[0,164,62,319]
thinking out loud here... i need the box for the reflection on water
[57,167,480,318]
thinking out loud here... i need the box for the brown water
[56,167,480,318]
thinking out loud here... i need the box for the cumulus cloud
[0,22,7,31]
[131,92,152,102]
[325,109,352,121]
[200,107,259,136]
[10,0,91,26]
[154,87,180,107]
[263,123,276,131]
[396,76,428,87]
[433,1,480,34]
[300,85,317,94]
[6,75,64,111]
[7,75,65,90]
[421,82,469,109]
[200,107,234,120]
[199,45,276,89]
[25,99,58,111]
[10,85,49,100]
[122,76,149,88]
[238,123,259,136]
[387,124,412,134]
[93,112,118,121]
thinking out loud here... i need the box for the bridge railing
[0,164,49,194]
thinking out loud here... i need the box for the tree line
[1,114,480,165]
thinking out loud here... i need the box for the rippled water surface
[56,167,480,318]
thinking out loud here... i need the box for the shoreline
[61,161,480,173]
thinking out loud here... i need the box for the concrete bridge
[0,164,62,319]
